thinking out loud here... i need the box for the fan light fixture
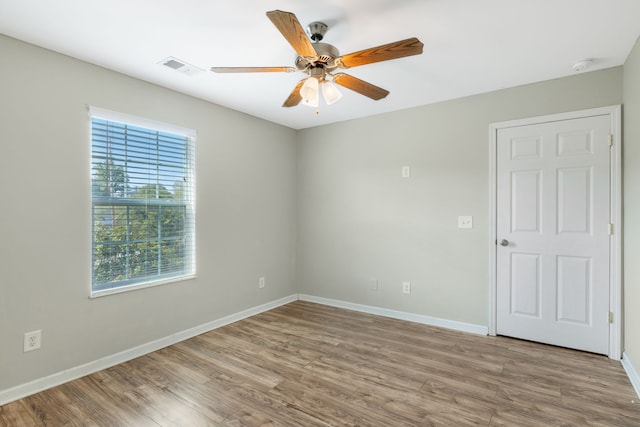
[300,76,319,107]
[300,76,343,107]
[322,81,343,105]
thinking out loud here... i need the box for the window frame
[88,106,196,298]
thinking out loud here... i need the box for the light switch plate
[401,166,410,178]
[458,216,473,229]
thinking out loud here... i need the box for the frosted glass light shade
[300,77,319,107]
[321,81,343,105]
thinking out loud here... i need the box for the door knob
[498,239,509,246]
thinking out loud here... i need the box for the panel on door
[510,253,541,317]
[496,115,610,355]
[511,171,541,233]
[557,255,591,324]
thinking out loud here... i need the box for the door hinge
[608,223,613,235]
[608,312,614,324]
[608,134,614,147]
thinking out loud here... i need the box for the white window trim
[88,106,197,298]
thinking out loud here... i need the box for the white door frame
[488,105,622,359]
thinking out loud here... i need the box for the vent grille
[163,59,185,70]
[158,57,204,76]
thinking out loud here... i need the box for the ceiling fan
[211,10,424,108]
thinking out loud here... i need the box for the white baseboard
[297,294,489,336]
[622,352,640,399]
[0,294,297,406]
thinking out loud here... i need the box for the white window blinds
[89,107,195,295]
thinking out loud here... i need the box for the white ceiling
[1,0,639,130]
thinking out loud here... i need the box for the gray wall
[1,31,636,396]
[623,37,640,367]
[0,35,298,390]
[296,68,623,326]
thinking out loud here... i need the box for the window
[89,107,195,296]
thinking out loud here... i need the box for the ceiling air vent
[158,56,204,76]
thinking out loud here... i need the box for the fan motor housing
[295,42,340,71]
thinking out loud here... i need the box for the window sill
[89,274,196,298]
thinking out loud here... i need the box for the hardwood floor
[1,301,639,426]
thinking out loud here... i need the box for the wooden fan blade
[211,66,296,73]
[333,73,389,100]
[339,37,424,68]
[282,80,306,107]
[266,10,317,58]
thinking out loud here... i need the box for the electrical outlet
[401,166,411,178]
[402,281,411,294]
[258,277,265,289]
[24,330,41,352]
[369,279,379,291]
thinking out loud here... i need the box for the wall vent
[158,56,204,76]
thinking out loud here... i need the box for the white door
[496,114,611,355]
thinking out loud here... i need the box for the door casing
[488,105,622,359]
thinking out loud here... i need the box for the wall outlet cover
[402,281,411,294]
[24,330,41,352]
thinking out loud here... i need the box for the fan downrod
[307,21,328,42]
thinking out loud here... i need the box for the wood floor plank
[89,369,200,426]
[207,374,329,427]
[174,337,284,391]
[2,300,639,426]
[23,387,101,426]
[270,379,413,427]
[349,384,494,426]
[0,402,38,427]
